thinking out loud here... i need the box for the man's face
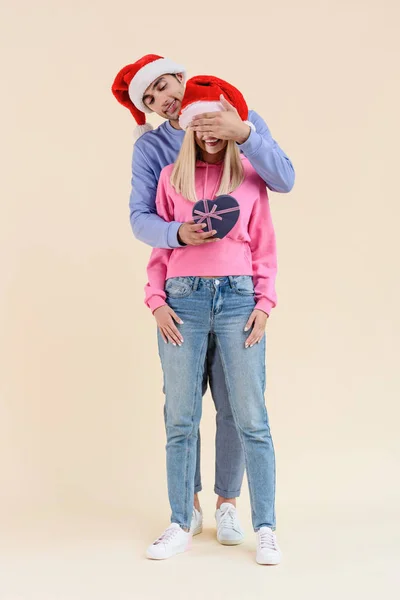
[142,74,185,120]
[195,131,228,156]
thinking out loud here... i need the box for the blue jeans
[158,276,276,532]
[197,332,246,497]
[163,333,246,499]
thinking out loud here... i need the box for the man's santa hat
[178,75,255,132]
[111,54,186,141]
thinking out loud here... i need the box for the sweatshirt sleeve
[248,181,278,315]
[238,110,295,193]
[144,170,174,312]
[129,143,183,249]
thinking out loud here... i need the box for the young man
[112,54,294,554]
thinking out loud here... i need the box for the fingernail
[245,344,248,348]
[244,327,249,332]
[250,344,254,348]
[173,343,176,346]
[179,320,184,324]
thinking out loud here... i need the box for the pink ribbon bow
[194,200,240,233]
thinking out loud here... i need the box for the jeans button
[215,279,220,285]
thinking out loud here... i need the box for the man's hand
[189,94,251,144]
[154,305,184,346]
[178,221,220,246]
[244,309,269,348]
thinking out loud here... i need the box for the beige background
[1,0,399,598]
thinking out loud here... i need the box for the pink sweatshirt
[144,156,277,315]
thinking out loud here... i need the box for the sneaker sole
[217,536,244,546]
[146,549,187,560]
[146,539,192,560]
[256,556,281,565]
[191,525,203,536]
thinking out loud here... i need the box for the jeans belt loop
[193,277,200,291]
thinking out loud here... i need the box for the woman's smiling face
[195,131,228,158]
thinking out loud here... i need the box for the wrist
[236,123,251,145]
[177,225,187,246]
[149,296,167,314]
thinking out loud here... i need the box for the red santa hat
[111,54,186,141]
[178,75,255,132]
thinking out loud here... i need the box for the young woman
[144,76,281,565]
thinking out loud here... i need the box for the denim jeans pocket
[165,276,194,299]
[233,275,255,296]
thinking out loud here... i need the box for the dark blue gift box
[192,195,240,239]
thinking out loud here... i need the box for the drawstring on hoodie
[202,162,224,202]
[193,163,240,232]
[195,163,224,232]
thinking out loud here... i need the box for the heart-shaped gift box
[192,195,240,239]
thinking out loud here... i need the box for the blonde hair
[170,128,244,203]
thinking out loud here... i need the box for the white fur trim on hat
[179,101,223,130]
[128,58,186,114]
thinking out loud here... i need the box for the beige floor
[0,503,397,600]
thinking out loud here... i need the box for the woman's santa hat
[111,54,186,141]
[178,75,255,132]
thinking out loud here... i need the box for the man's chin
[163,107,181,121]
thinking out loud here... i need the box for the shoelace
[218,506,241,533]
[153,527,179,546]
[258,529,277,550]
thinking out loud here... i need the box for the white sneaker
[190,506,203,536]
[146,523,192,560]
[256,527,282,565]
[215,503,244,545]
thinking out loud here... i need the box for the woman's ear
[176,72,184,83]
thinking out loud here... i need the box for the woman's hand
[154,305,184,346]
[244,309,269,348]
